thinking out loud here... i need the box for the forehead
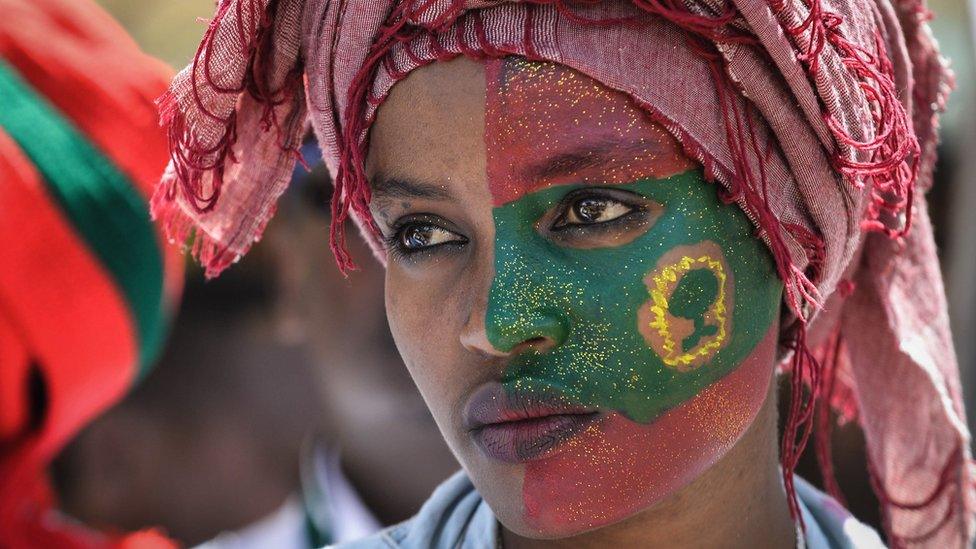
[367,57,486,196]
[486,58,691,205]
[367,57,691,205]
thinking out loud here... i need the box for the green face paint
[486,169,782,423]
[466,58,789,534]
[670,268,721,351]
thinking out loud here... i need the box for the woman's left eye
[553,196,635,228]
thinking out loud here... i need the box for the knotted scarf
[153,0,973,545]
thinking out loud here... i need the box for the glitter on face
[485,57,694,207]
[481,57,784,535]
[523,328,776,530]
[487,173,775,423]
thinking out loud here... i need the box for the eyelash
[384,217,468,262]
[384,236,414,263]
[385,189,646,261]
[549,189,645,232]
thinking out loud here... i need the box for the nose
[460,302,567,358]
[460,250,569,358]
[486,305,567,355]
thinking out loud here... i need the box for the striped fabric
[0,61,166,373]
[0,1,183,546]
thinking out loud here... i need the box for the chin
[503,341,774,538]
[518,413,726,536]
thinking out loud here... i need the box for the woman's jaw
[367,56,786,540]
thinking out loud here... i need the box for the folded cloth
[0,1,183,546]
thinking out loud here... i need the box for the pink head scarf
[153,0,973,545]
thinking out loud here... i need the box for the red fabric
[0,0,184,308]
[0,128,135,547]
[154,0,973,545]
[0,308,30,442]
[0,1,183,546]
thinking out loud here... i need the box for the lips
[464,382,602,463]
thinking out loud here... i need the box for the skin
[367,57,796,547]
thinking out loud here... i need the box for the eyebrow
[370,173,454,202]
[519,140,657,182]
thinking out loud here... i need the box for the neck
[502,379,795,549]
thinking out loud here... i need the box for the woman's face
[367,57,783,538]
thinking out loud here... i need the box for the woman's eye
[394,223,465,253]
[540,189,656,248]
[555,196,635,228]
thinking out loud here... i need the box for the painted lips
[464,383,602,463]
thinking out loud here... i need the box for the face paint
[483,59,783,533]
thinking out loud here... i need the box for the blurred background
[55,0,976,546]
[52,159,461,546]
[54,4,463,546]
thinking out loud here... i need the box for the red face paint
[482,58,782,535]
[485,58,693,207]
[522,329,776,533]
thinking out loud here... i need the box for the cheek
[384,270,445,395]
[637,241,733,372]
[522,324,778,535]
[485,177,782,534]
[384,267,473,436]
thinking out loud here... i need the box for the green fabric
[0,60,164,377]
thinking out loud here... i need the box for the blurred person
[155,1,973,548]
[55,155,458,547]
[0,0,183,546]
[53,255,319,547]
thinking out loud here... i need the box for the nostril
[483,308,569,355]
[460,324,513,358]
[521,336,556,353]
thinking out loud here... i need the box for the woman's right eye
[388,222,466,256]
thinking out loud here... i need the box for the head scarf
[154,0,973,545]
[0,0,182,546]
